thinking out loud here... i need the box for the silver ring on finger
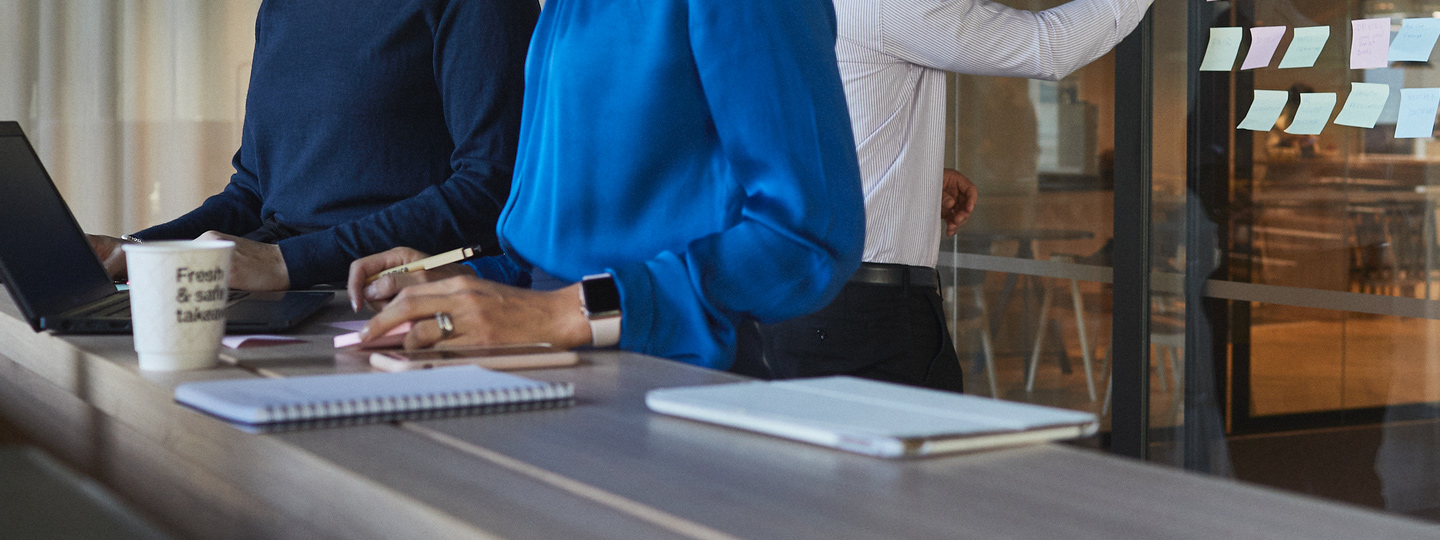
[435,311,454,340]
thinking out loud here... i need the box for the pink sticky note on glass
[333,321,412,349]
[1242,26,1287,69]
[1351,18,1392,69]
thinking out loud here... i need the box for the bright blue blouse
[498,0,866,368]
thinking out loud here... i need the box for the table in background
[0,290,1435,540]
[952,228,1098,374]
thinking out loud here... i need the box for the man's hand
[87,234,130,280]
[195,231,289,291]
[941,168,979,236]
[346,247,476,312]
[357,275,591,351]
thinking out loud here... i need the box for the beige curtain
[0,0,259,236]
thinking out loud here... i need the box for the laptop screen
[0,123,121,328]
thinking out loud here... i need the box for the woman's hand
[357,275,592,351]
[346,247,474,312]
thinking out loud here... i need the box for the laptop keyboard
[72,291,250,318]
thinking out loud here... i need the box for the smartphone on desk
[369,344,579,372]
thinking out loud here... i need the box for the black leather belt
[848,262,937,288]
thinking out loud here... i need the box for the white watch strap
[588,315,621,348]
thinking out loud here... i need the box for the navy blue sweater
[136,0,538,287]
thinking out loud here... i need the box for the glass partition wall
[941,0,1440,520]
[1178,0,1440,518]
[940,1,1121,442]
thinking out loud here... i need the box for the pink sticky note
[1351,18,1392,69]
[326,320,369,332]
[1242,26,1287,69]
[333,321,412,349]
[222,335,305,349]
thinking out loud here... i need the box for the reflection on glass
[939,1,1118,434]
[1164,0,1440,521]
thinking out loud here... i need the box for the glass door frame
[1110,4,1154,460]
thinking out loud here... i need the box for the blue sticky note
[1284,93,1337,135]
[1395,88,1440,139]
[1237,90,1290,131]
[1334,82,1391,128]
[1390,18,1440,62]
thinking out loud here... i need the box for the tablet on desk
[369,344,579,372]
[646,376,1099,458]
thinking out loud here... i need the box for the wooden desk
[0,290,1436,540]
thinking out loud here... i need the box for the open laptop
[0,121,330,334]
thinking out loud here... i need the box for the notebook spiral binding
[240,397,577,434]
[258,382,575,424]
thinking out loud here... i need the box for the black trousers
[735,275,964,394]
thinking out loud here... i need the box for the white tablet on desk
[645,376,1098,458]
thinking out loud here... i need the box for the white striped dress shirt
[834,0,1151,268]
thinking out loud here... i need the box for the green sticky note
[1238,90,1290,131]
[1278,26,1330,69]
[1200,27,1244,71]
[1284,93,1337,135]
[1334,82,1391,128]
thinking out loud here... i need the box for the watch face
[582,276,621,316]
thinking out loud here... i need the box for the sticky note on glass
[1334,82,1392,128]
[1389,18,1440,62]
[1237,90,1290,131]
[1351,18,1391,69]
[1200,27,1244,71]
[1242,26,1287,69]
[1283,93,1337,135]
[1278,26,1330,68]
[1395,88,1440,138]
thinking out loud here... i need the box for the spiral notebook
[174,366,574,426]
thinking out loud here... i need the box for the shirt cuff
[610,260,654,357]
[463,254,532,287]
[131,222,191,242]
[277,230,349,288]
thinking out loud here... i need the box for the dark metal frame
[1237,404,1440,434]
[1111,10,1154,459]
[1181,0,1243,472]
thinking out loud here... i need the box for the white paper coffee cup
[122,240,235,371]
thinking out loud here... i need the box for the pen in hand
[365,245,482,284]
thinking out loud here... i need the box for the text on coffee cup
[172,266,227,324]
[176,267,225,283]
[176,307,225,323]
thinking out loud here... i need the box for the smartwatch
[579,273,622,347]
